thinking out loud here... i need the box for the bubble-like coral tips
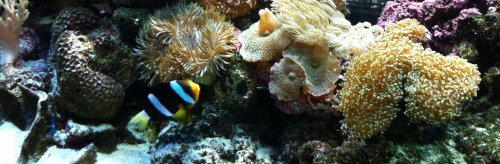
[339,19,481,139]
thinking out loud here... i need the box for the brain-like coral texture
[53,31,124,119]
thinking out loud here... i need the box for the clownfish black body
[128,80,200,132]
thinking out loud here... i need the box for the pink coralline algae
[378,0,500,52]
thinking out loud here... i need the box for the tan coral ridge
[136,3,237,85]
[339,19,481,139]
[239,0,381,113]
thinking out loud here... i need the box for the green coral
[455,42,478,63]
[451,98,500,163]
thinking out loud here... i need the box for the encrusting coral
[198,0,257,18]
[136,3,237,85]
[339,19,481,139]
[0,0,29,67]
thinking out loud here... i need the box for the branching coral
[339,19,481,139]
[136,3,237,85]
[0,0,29,67]
[198,0,257,18]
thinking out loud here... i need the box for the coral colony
[0,0,498,163]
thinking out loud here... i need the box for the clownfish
[128,80,200,131]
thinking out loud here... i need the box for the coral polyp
[339,19,481,139]
[136,3,237,85]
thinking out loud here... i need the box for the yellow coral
[136,3,237,85]
[405,51,481,123]
[339,19,480,139]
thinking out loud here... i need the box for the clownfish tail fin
[127,110,151,132]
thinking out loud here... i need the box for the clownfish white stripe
[147,93,173,117]
[170,80,195,104]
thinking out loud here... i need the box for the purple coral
[378,0,499,52]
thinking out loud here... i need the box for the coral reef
[38,144,97,164]
[239,8,291,63]
[112,7,149,44]
[0,0,29,67]
[152,136,272,163]
[198,0,258,18]
[483,67,500,104]
[239,0,381,113]
[136,3,237,85]
[339,19,481,139]
[377,0,499,53]
[17,27,40,60]
[17,86,51,163]
[269,57,305,101]
[52,30,124,119]
[456,12,500,72]
[453,98,499,163]
[150,104,276,163]
[272,0,351,46]
[49,7,98,55]
[0,0,498,163]
[53,120,116,148]
[49,6,136,119]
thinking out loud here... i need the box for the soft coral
[0,0,29,68]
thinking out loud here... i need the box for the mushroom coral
[283,42,341,97]
[136,3,237,85]
[339,19,481,139]
[239,0,381,113]
[239,8,291,63]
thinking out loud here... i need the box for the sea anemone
[136,3,237,85]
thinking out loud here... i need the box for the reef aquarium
[0,0,499,163]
